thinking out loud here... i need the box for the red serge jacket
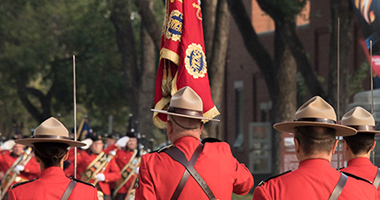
[8,166,98,200]
[104,144,135,194]
[341,157,380,198]
[253,159,378,200]
[80,152,121,195]
[135,136,254,200]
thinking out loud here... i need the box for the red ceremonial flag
[153,0,220,129]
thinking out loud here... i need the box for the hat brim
[15,138,86,147]
[151,109,220,122]
[355,130,380,135]
[274,121,357,136]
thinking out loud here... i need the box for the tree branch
[227,0,277,96]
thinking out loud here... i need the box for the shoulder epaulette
[201,137,222,144]
[71,178,96,188]
[258,170,292,186]
[156,144,174,153]
[340,172,372,185]
[11,179,37,189]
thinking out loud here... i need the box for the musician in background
[79,133,120,200]
[63,138,93,178]
[0,142,40,200]
[103,133,119,149]
[104,130,139,200]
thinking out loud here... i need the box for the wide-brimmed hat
[15,117,85,147]
[341,106,380,135]
[274,96,357,136]
[151,86,220,122]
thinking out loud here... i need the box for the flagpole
[370,40,375,164]
[337,17,341,169]
[73,55,77,179]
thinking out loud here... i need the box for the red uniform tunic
[64,148,90,178]
[253,159,378,200]
[104,144,135,194]
[135,136,254,200]
[0,152,40,184]
[8,166,98,200]
[340,157,380,198]
[79,152,121,196]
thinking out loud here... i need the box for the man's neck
[346,151,371,161]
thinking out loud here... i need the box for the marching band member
[8,117,98,199]
[0,142,40,199]
[79,133,121,200]
[253,96,378,200]
[340,107,380,198]
[136,87,254,199]
[104,131,139,200]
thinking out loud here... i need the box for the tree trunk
[201,0,218,57]
[109,0,140,117]
[328,0,354,118]
[203,0,230,139]
[138,0,156,141]
[270,18,298,174]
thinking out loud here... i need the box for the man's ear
[332,139,339,154]
[199,122,204,133]
[294,138,300,154]
[63,151,69,161]
[371,140,377,151]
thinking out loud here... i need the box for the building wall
[224,0,369,186]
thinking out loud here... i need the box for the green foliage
[0,0,128,136]
[349,61,369,96]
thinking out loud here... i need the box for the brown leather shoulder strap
[164,144,216,200]
[328,173,348,200]
[373,168,380,189]
[170,144,204,200]
[61,179,77,200]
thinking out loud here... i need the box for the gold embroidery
[185,43,207,79]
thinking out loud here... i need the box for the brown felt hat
[151,86,220,122]
[341,106,380,135]
[15,117,85,147]
[274,96,357,136]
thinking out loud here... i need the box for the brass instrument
[0,147,33,199]
[81,149,117,200]
[112,149,142,199]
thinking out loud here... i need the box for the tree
[0,0,128,135]
[227,0,358,174]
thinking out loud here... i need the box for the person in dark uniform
[253,96,378,200]
[8,117,98,200]
[340,106,380,198]
[136,86,254,199]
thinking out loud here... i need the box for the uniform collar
[40,166,65,178]
[347,157,373,166]
[298,158,331,169]
[173,136,201,160]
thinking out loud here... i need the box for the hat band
[348,125,375,131]
[32,135,70,140]
[168,106,203,117]
[295,118,336,124]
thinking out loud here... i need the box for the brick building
[222,0,369,186]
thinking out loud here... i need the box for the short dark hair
[33,142,69,168]
[294,126,336,156]
[344,133,375,154]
